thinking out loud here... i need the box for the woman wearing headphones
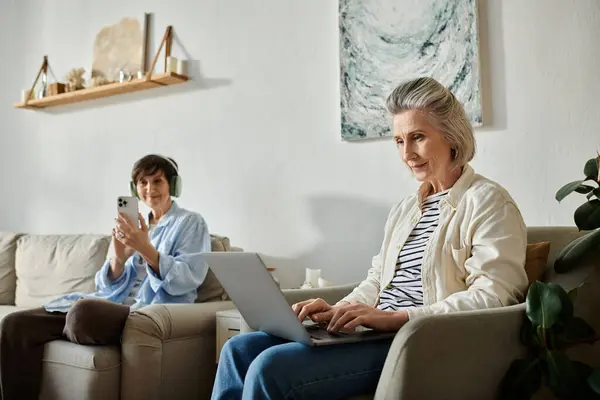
[0,154,211,400]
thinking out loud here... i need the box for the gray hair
[385,77,475,168]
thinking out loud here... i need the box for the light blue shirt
[43,201,211,313]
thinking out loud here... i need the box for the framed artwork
[339,0,482,141]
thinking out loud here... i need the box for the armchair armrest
[120,301,234,400]
[375,303,527,400]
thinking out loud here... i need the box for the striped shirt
[377,189,449,312]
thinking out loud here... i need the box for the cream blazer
[339,164,529,320]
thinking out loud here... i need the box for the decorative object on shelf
[554,152,600,273]
[21,89,34,102]
[166,56,178,74]
[176,59,188,76]
[47,82,66,96]
[65,67,86,92]
[338,0,482,141]
[88,76,111,88]
[300,268,322,289]
[91,16,144,81]
[118,70,134,83]
[317,277,332,288]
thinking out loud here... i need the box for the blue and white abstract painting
[339,0,482,141]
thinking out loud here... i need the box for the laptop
[203,252,396,346]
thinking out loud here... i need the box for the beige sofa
[0,232,238,400]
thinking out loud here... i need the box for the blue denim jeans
[211,331,393,400]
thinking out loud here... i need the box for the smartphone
[117,196,139,226]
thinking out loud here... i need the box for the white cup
[305,268,321,288]
[166,56,178,73]
[318,277,332,288]
[176,59,188,76]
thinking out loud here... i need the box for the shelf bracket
[145,25,173,82]
[25,56,48,107]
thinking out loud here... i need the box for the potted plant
[499,281,600,399]
[553,153,600,273]
[499,153,600,399]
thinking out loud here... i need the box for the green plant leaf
[545,350,580,397]
[498,358,542,400]
[589,369,600,395]
[574,200,600,230]
[554,228,600,273]
[593,187,600,200]
[556,180,585,202]
[575,184,596,194]
[584,157,599,181]
[526,282,573,330]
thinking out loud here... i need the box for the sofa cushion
[0,233,22,305]
[15,235,110,308]
[210,234,231,252]
[195,234,231,302]
[524,242,551,286]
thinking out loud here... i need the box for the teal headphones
[130,155,183,198]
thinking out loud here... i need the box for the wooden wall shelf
[14,72,188,110]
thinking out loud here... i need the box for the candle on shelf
[166,56,178,73]
[21,89,34,102]
[176,59,188,76]
[305,268,321,288]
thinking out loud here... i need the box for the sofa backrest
[15,234,111,308]
[526,226,585,271]
[2,227,587,307]
[0,232,234,307]
[196,235,230,302]
[0,233,22,305]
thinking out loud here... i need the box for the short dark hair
[131,155,179,185]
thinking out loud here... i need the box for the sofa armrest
[375,303,527,400]
[281,283,359,305]
[120,301,234,400]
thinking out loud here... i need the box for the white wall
[1,0,599,288]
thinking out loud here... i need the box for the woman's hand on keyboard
[292,298,333,323]
[326,303,409,332]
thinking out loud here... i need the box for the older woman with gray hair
[211,77,529,400]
